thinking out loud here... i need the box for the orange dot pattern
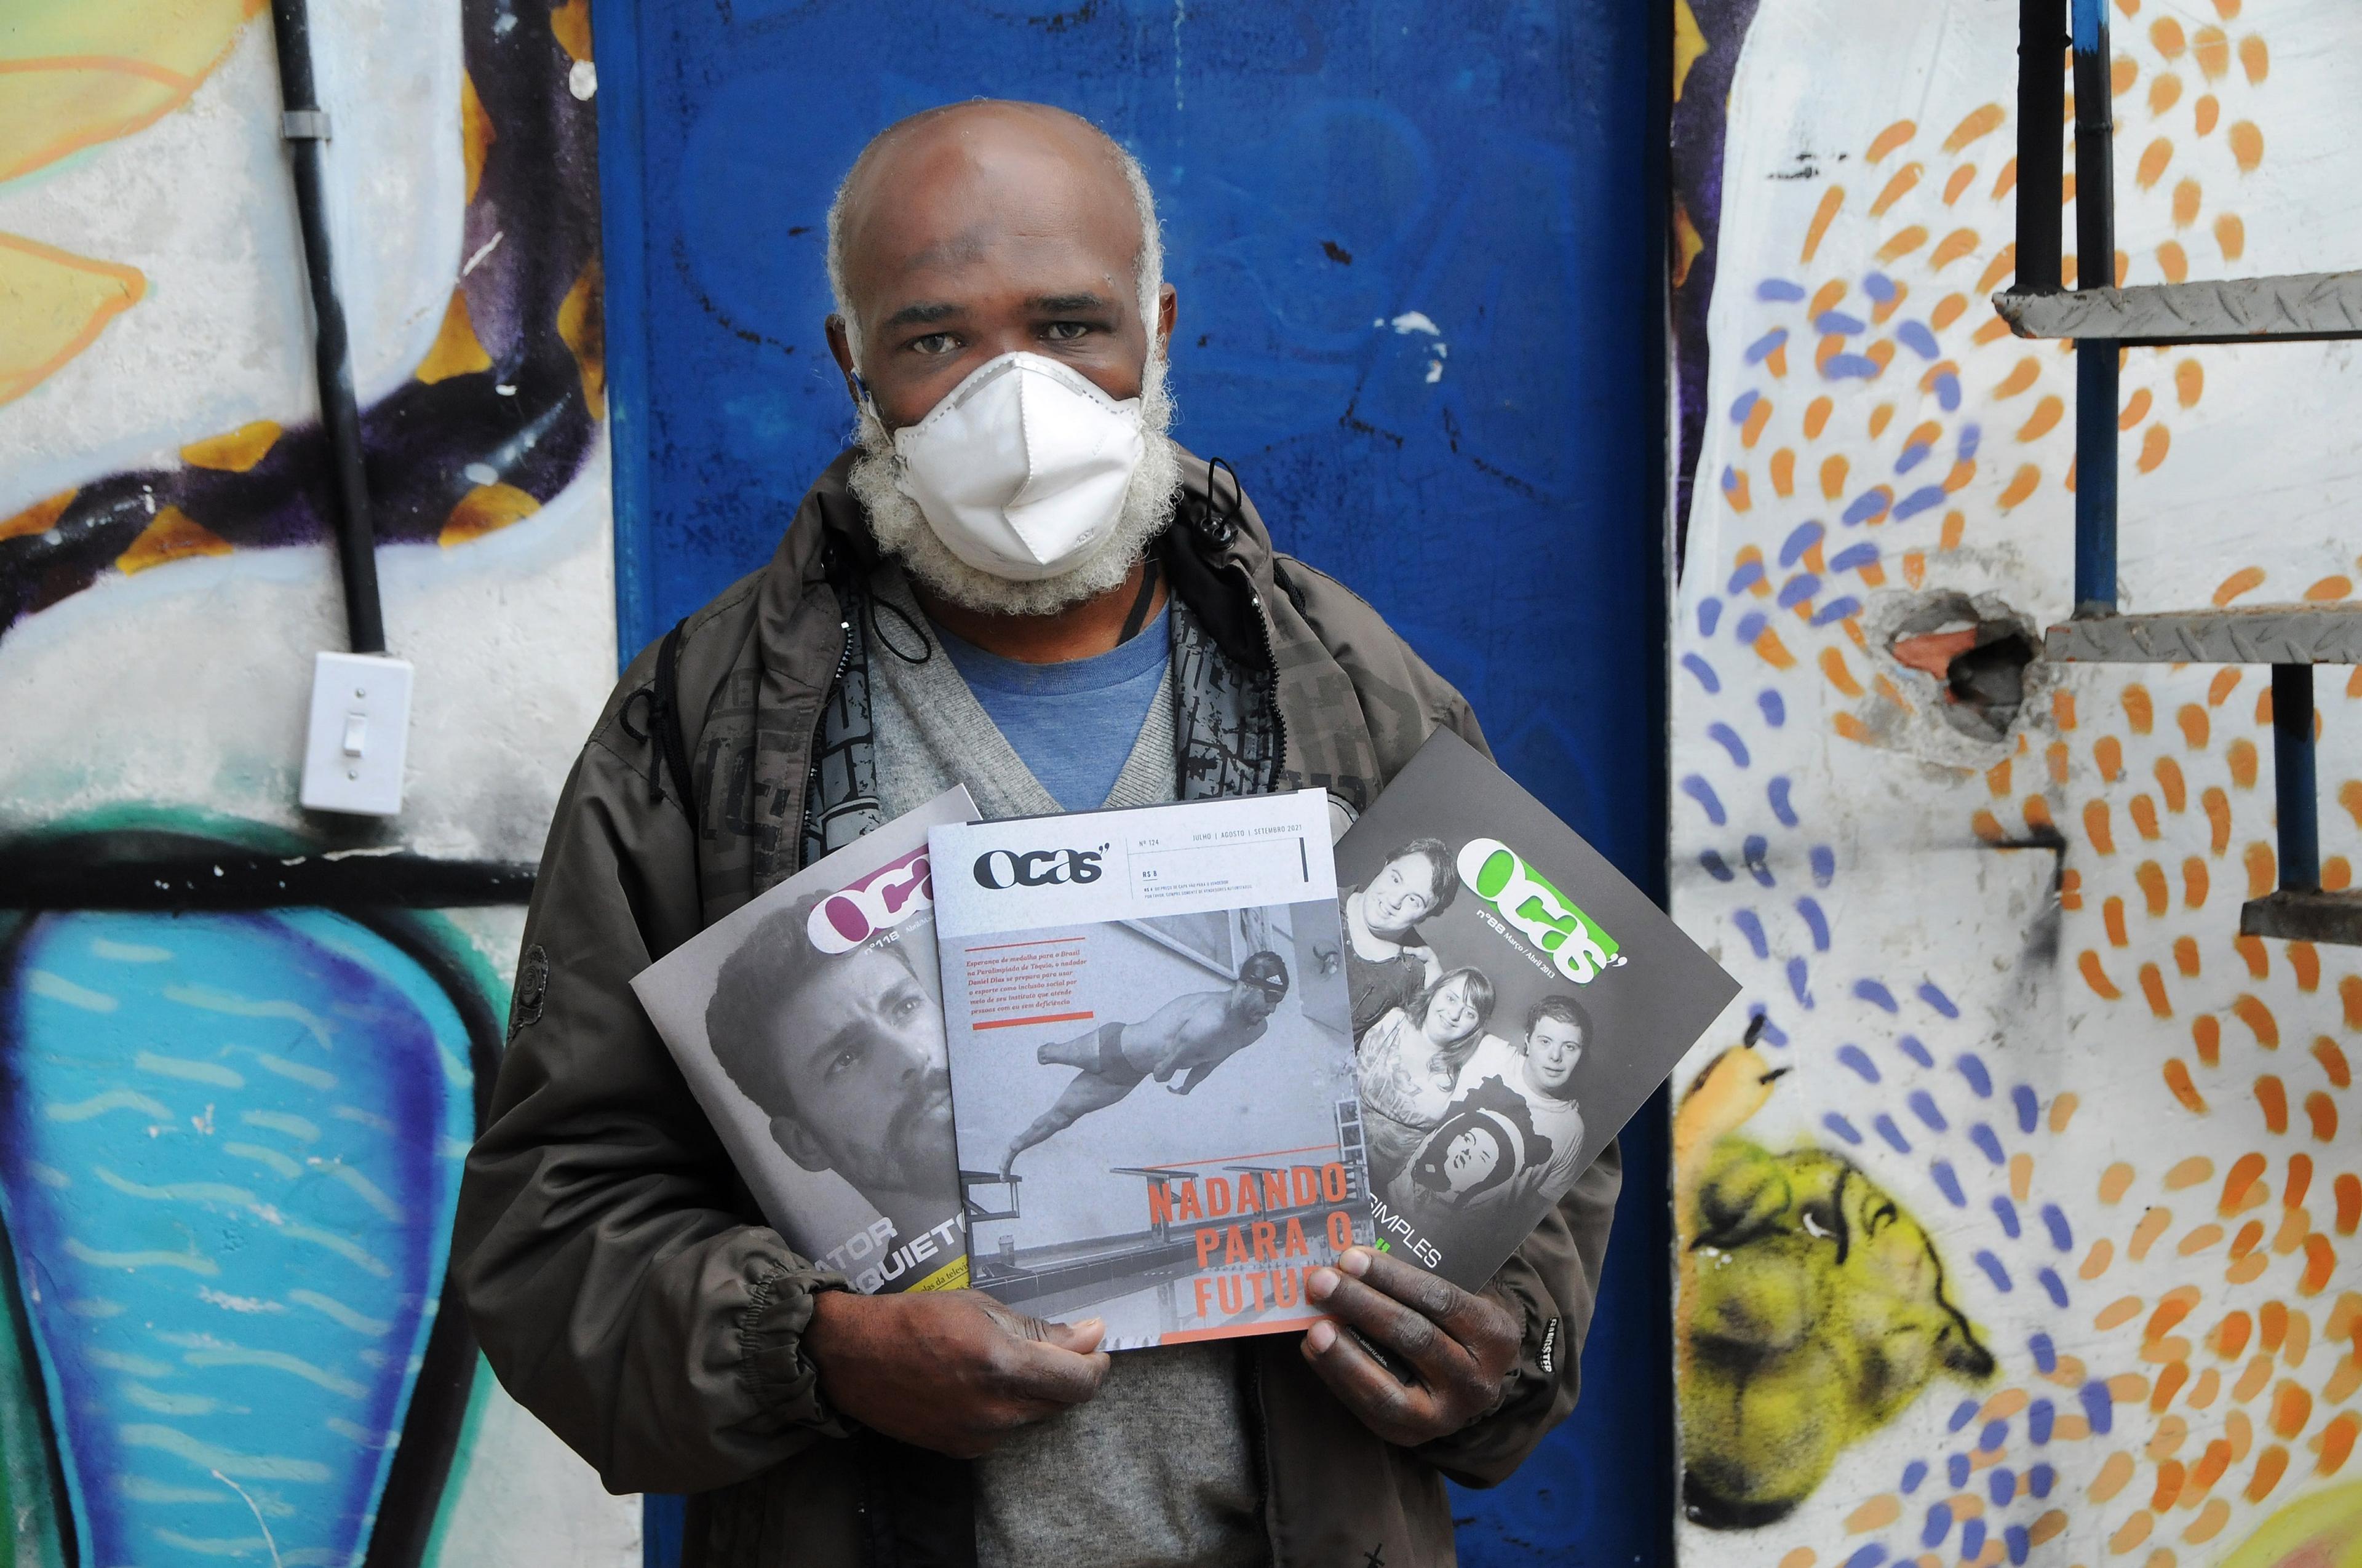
[1668,4,2361,1566]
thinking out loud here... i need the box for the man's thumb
[1043,1316,1106,1355]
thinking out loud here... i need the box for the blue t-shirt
[936,605,1170,813]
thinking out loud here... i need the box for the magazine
[1338,731,1738,1289]
[929,789,1372,1350]
[629,787,977,1294]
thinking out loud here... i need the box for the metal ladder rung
[2241,889,2362,947]
[2044,605,2362,665]
[1994,270,2362,345]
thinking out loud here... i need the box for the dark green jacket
[454,452,1622,1567]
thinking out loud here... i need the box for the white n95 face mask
[888,352,1146,582]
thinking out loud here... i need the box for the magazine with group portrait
[625,733,1738,1334]
[1337,730,1739,1289]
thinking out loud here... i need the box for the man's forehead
[776,945,904,1022]
[837,105,1140,296]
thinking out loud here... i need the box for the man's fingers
[1344,1247,1465,1322]
[1340,1248,1517,1369]
[990,1327,1110,1407]
[1300,1318,1434,1444]
[1306,1265,1472,1387]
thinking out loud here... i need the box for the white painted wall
[1671,1,2362,1561]
[0,4,634,1563]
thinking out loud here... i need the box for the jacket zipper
[1228,555,1289,793]
[797,589,856,872]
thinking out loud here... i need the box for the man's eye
[910,333,960,356]
[1041,321,1091,342]
[827,1045,862,1078]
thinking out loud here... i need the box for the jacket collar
[753,441,1378,807]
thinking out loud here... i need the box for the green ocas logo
[1458,838,1623,984]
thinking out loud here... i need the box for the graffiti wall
[1669,2,2362,1566]
[0,2,635,1565]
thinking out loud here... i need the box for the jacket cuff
[1473,1275,1548,1427]
[738,1262,854,1437]
[1415,1267,1556,1479]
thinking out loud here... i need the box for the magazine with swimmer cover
[629,786,977,1295]
[1338,730,1740,1289]
[928,789,1374,1351]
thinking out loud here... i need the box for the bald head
[827,101,1186,622]
[823,101,1170,425]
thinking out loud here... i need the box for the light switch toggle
[300,651,413,817]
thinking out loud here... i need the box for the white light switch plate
[299,651,413,816]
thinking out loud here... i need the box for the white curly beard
[847,353,1183,618]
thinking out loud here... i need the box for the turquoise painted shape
[0,911,474,1568]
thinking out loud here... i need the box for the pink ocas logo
[808,846,934,954]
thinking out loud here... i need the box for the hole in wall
[1888,594,2040,744]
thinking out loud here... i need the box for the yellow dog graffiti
[1676,1021,1995,1529]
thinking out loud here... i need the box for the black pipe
[2069,0,2119,613]
[2069,0,2117,286]
[266,0,386,655]
[2014,0,2066,295]
[2273,663,2321,893]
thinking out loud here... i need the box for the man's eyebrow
[1030,292,1116,314]
[881,300,963,330]
[790,1017,864,1084]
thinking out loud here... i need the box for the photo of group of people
[1339,837,1598,1279]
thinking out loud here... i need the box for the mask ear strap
[1201,456,1244,546]
[867,589,934,665]
[1117,557,1163,645]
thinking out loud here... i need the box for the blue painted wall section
[592,1,1669,1561]
[1,910,477,1568]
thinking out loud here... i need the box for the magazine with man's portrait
[1338,731,1740,1289]
[629,787,977,1294]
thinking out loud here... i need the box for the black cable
[267,0,386,655]
[1116,557,1162,644]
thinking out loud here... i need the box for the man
[457,99,1620,1568]
[1491,995,1591,1203]
[1398,1078,1539,1212]
[705,896,955,1255]
[1390,997,1593,1268]
[1004,951,1289,1176]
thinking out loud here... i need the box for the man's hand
[805,1287,1108,1458]
[1301,1246,1519,1447]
